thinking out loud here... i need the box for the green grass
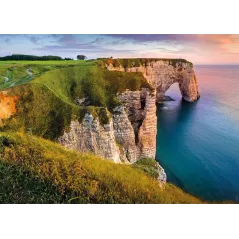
[31,64,153,108]
[0,60,91,66]
[97,58,194,68]
[0,132,203,204]
[2,83,76,139]
[0,60,94,91]
[134,158,160,179]
[1,60,153,139]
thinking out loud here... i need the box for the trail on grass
[26,69,33,77]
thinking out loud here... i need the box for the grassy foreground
[0,132,202,204]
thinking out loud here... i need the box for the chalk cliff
[59,88,157,164]
[58,59,199,183]
[58,113,121,163]
[107,60,200,102]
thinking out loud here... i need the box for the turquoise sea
[156,65,239,202]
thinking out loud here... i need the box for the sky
[0,34,239,64]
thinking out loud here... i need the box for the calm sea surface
[156,65,239,202]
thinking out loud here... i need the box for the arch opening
[165,82,182,101]
[156,81,182,103]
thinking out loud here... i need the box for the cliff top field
[0,60,95,90]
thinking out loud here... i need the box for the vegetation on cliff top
[134,158,160,179]
[97,58,193,68]
[0,132,202,204]
[1,60,153,139]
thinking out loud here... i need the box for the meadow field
[0,60,94,90]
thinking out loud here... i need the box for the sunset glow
[1,34,239,64]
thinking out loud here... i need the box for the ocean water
[156,65,239,202]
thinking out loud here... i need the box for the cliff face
[107,60,200,102]
[116,89,157,161]
[59,88,157,164]
[58,59,200,164]
[58,59,199,185]
[58,114,121,163]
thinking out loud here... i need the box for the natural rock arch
[155,71,199,102]
[109,60,200,102]
[140,61,200,102]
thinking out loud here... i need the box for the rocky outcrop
[0,91,18,126]
[157,163,167,183]
[107,60,200,102]
[58,88,157,164]
[113,105,138,163]
[58,59,200,184]
[116,89,157,160]
[59,114,121,163]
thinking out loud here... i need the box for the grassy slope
[1,61,153,140]
[0,60,93,91]
[0,132,202,204]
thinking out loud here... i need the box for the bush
[134,158,159,179]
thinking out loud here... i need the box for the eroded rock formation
[107,60,200,102]
[59,60,200,165]
[58,113,122,163]
[59,88,157,164]
[116,89,157,161]
[58,59,200,184]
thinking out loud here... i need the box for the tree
[0,54,63,61]
[77,55,87,60]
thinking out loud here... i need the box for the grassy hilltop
[0,58,206,203]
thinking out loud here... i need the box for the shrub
[134,158,159,179]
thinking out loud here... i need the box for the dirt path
[26,69,33,77]
[3,77,9,83]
